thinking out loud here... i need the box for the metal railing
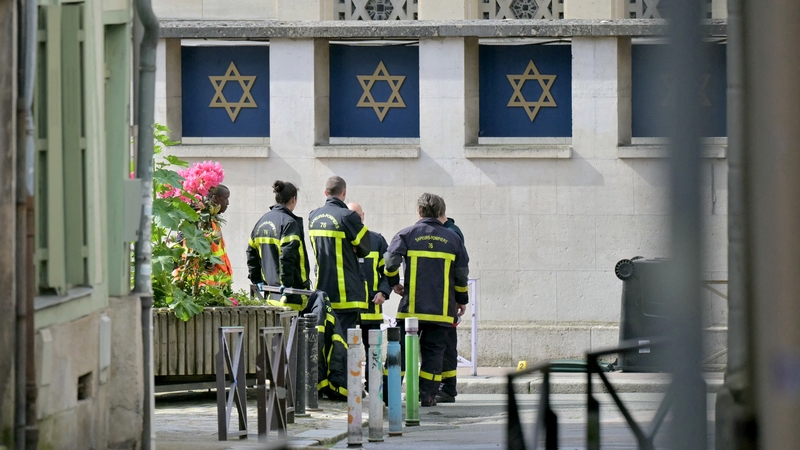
[506,338,673,450]
[457,278,479,376]
[215,327,248,441]
[335,0,418,20]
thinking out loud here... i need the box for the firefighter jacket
[300,290,349,400]
[443,217,465,243]
[358,231,391,323]
[384,217,469,325]
[308,197,371,312]
[246,204,311,310]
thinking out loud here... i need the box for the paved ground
[154,369,721,449]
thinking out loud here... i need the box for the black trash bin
[614,257,672,372]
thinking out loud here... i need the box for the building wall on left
[0,0,144,446]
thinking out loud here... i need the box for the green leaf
[166,155,189,168]
[172,199,200,222]
[152,198,181,230]
[179,223,212,256]
[154,168,184,191]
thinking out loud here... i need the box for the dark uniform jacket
[308,197,371,311]
[443,218,465,243]
[246,204,311,310]
[358,231,391,323]
[384,217,470,326]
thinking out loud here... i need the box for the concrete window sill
[464,144,573,159]
[168,143,270,158]
[616,144,727,159]
[313,145,420,159]
[34,286,93,311]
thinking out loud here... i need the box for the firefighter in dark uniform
[308,176,371,333]
[384,193,470,407]
[437,204,466,403]
[348,202,391,391]
[246,181,311,310]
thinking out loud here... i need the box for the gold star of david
[507,60,557,122]
[661,74,713,107]
[209,61,257,122]
[356,61,406,122]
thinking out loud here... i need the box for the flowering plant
[149,124,236,320]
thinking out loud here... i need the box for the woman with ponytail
[246,181,311,310]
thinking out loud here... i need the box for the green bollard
[405,317,420,426]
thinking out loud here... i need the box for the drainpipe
[15,0,38,448]
[715,0,757,448]
[132,0,158,446]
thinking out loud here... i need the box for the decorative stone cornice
[159,19,727,39]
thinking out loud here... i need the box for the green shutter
[33,3,89,295]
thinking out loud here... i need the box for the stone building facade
[153,0,729,366]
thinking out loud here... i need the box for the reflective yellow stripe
[280,234,308,282]
[317,325,325,332]
[378,258,385,267]
[455,285,468,293]
[335,237,346,304]
[266,295,308,311]
[385,268,399,277]
[360,311,383,321]
[253,236,280,246]
[407,250,456,261]
[248,238,258,249]
[397,312,453,324]
[332,333,348,349]
[318,379,329,390]
[383,369,406,376]
[443,258,451,315]
[368,251,380,291]
[409,256,418,314]
[419,370,442,382]
[309,230,346,239]
[352,225,368,246]
[441,370,457,379]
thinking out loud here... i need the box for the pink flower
[229,297,239,307]
[130,172,135,179]
[160,160,225,205]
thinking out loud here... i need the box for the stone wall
[35,296,143,450]
[155,25,729,365]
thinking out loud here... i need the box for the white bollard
[347,328,364,447]
[368,329,384,442]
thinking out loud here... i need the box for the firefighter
[246,180,311,310]
[384,193,470,407]
[348,202,391,392]
[308,176,371,333]
[436,203,466,403]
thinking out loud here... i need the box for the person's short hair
[417,193,445,219]
[273,180,298,205]
[325,176,347,197]
[207,184,229,200]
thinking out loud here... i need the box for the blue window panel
[182,46,270,137]
[632,43,727,137]
[330,45,420,138]
[479,45,572,138]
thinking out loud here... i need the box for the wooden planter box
[153,306,293,386]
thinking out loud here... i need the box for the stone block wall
[155,27,728,365]
[35,297,143,450]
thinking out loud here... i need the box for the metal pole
[470,279,478,377]
[387,327,402,437]
[295,316,308,417]
[743,1,800,448]
[304,313,321,412]
[131,0,159,446]
[347,328,363,447]
[716,0,757,447]
[368,329,384,442]
[664,0,707,449]
[405,318,420,426]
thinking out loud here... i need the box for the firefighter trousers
[440,325,458,396]
[418,324,449,399]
